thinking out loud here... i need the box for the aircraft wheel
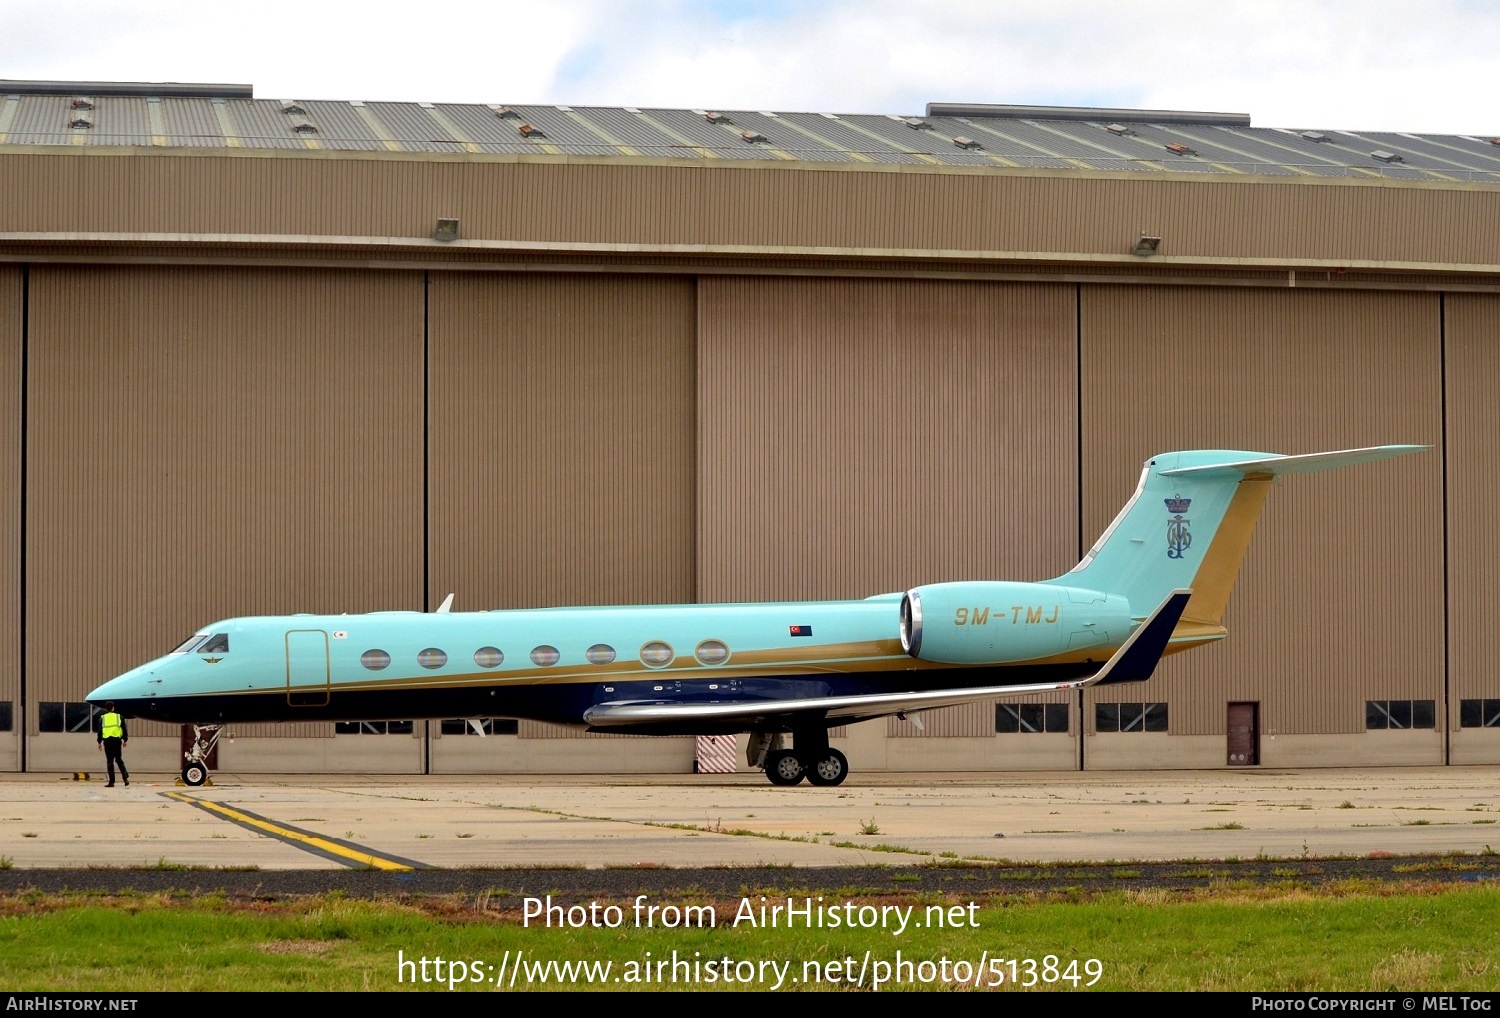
[182,762,209,786]
[764,749,805,786]
[805,748,849,787]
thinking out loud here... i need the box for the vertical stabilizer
[1061,446,1426,631]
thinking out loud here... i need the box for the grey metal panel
[5,94,73,145]
[363,102,485,153]
[298,100,398,151]
[224,99,309,150]
[161,97,230,147]
[639,108,782,160]
[575,108,711,159]
[776,113,931,164]
[1333,129,1500,181]
[838,114,999,166]
[426,273,696,610]
[25,266,425,720]
[79,96,153,146]
[1079,286,1443,737]
[697,277,1077,603]
[1442,295,1500,718]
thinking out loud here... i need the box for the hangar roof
[3,82,1500,183]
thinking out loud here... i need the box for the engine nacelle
[899,581,1133,665]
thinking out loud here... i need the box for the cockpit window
[172,633,210,654]
[199,633,230,654]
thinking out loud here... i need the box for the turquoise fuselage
[87,590,1119,733]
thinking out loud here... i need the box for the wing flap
[582,589,1191,728]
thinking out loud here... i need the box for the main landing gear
[181,724,223,786]
[753,730,849,787]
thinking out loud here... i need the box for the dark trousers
[102,737,128,783]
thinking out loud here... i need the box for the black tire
[805,748,849,787]
[182,762,209,786]
[764,748,805,786]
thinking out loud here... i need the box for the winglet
[435,593,455,614]
[1086,588,1192,687]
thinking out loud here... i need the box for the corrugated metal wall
[697,278,1078,603]
[1079,286,1444,736]
[4,151,1500,270]
[1443,294,1500,719]
[0,268,18,743]
[426,273,696,610]
[26,266,425,735]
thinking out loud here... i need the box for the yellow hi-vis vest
[100,713,124,739]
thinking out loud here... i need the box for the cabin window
[586,644,616,664]
[640,641,674,667]
[1460,700,1500,728]
[360,649,391,671]
[530,645,560,666]
[199,633,230,654]
[695,639,729,665]
[474,647,504,668]
[417,648,448,669]
[172,633,209,654]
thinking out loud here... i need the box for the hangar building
[0,79,1493,776]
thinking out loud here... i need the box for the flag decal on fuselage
[789,625,813,637]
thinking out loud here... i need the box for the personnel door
[1227,701,1259,765]
[286,630,331,707]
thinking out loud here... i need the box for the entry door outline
[286,629,331,707]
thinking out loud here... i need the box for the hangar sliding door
[0,268,18,771]
[425,273,696,773]
[1079,286,1443,769]
[26,266,425,773]
[1444,294,1500,763]
[698,277,1079,771]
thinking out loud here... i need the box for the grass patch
[2,886,1499,990]
[1197,822,1246,831]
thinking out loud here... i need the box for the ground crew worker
[97,701,129,787]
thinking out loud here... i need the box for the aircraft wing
[582,588,1191,729]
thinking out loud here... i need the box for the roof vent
[491,105,520,119]
[903,117,931,130]
[1301,131,1330,142]
[740,129,766,143]
[700,110,730,124]
[518,122,544,138]
[1371,149,1402,163]
[70,96,93,111]
[278,99,304,115]
[68,109,92,129]
[287,113,318,134]
[418,102,435,110]
[1105,123,1133,136]
[1164,142,1196,156]
[952,136,982,150]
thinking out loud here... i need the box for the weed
[0,856,11,869]
[1197,822,1245,831]
[21,833,37,838]
[1337,800,1356,809]
[859,817,880,836]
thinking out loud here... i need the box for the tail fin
[1060,446,1426,643]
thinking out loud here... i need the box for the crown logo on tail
[1165,495,1192,558]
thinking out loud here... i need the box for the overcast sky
[2,0,1497,134]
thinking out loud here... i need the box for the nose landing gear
[181,724,223,786]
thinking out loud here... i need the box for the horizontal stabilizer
[1158,444,1428,479]
[583,589,1191,728]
